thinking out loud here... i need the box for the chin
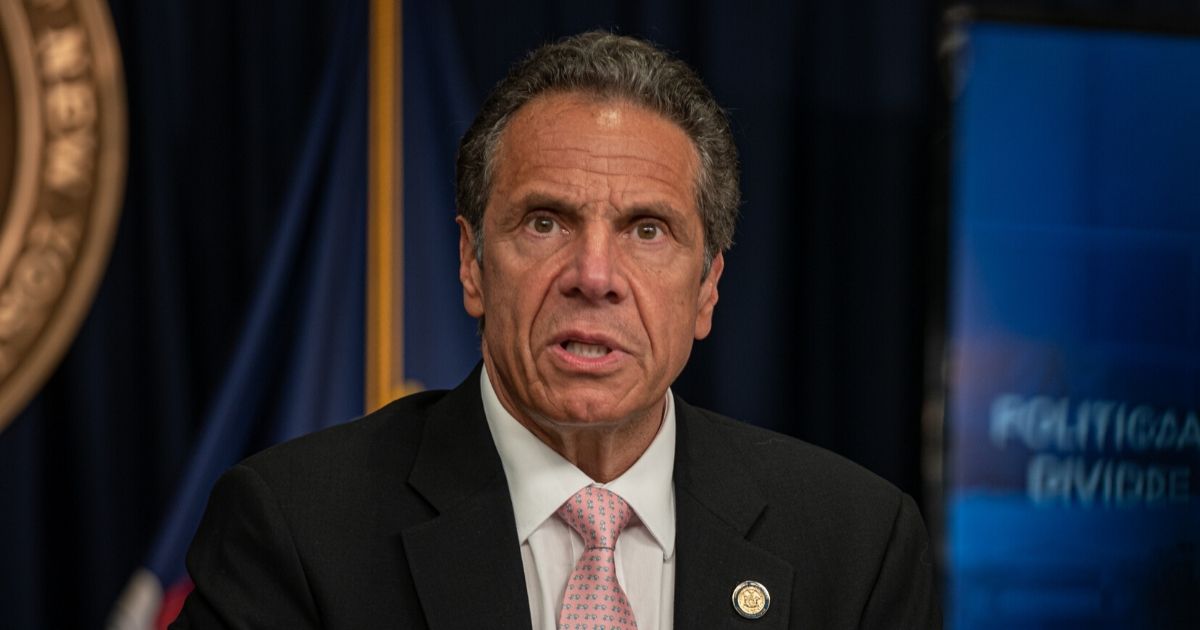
[550,409,625,428]
[551,392,655,428]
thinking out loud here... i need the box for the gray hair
[455,31,740,275]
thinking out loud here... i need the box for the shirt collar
[480,364,676,558]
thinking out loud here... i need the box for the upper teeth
[565,341,610,358]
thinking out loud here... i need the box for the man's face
[458,92,723,435]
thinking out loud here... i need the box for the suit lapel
[400,366,533,629]
[673,397,796,629]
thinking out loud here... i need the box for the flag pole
[367,0,403,412]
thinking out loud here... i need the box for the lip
[548,330,629,371]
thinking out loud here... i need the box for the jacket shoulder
[677,401,917,567]
[682,403,902,508]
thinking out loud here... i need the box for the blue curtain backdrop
[1,1,1196,628]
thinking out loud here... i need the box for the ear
[693,252,724,340]
[457,216,485,318]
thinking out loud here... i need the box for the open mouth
[560,340,612,358]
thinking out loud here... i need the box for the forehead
[491,92,700,204]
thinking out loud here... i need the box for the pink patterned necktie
[556,486,639,630]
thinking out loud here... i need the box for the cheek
[482,262,550,337]
[640,286,697,344]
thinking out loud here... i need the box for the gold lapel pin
[732,580,770,619]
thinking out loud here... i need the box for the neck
[520,407,663,482]
[484,360,664,483]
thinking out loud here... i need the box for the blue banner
[946,20,1200,629]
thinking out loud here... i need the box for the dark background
[2,0,1197,627]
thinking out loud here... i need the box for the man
[174,32,938,629]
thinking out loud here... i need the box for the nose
[558,226,628,303]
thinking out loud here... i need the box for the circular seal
[0,0,125,432]
[732,580,771,620]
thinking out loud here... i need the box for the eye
[527,215,559,235]
[634,222,663,241]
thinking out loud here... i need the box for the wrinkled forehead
[489,91,701,200]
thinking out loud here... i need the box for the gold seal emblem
[732,580,771,619]
[0,0,125,432]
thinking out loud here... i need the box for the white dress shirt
[481,365,676,630]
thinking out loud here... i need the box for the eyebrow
[512,192,576,214]
[513,191,685,220]
[627,200,685,220]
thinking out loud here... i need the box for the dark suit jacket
[173,368,939,629]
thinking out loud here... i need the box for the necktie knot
[557,486,633,550]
